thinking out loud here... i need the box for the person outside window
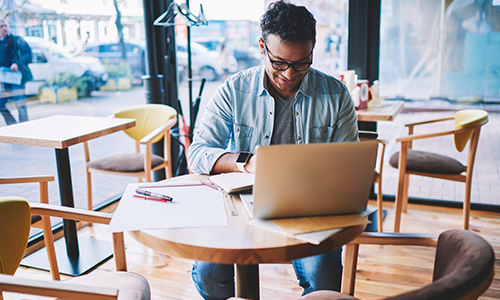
[188,1,358,299]
[0,19,33,125]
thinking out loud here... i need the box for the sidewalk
[0,85,499,213]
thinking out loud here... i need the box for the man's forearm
[211,153,240,174]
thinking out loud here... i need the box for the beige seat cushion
[301,290,359,299]
[389,150,466,175]
[66,271,151,300]
[87,153,165,172]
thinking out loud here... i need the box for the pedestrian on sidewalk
[0,19,33,125]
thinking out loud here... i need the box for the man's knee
[191,261,235,300]
[292,249,343,294]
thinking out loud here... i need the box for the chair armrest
[396,128,460,143]
[29,203,127,278]
[342,232,438,295]
[0,273,118,300]
[30,203,113,225]
[140,118,177,145]
[350,232,438,247]
[0,176,54,185]
[404,116,454,128]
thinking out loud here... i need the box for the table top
[128,175,366,265]
[356,100,404,122]
[0,115,135,149]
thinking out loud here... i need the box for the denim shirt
[188,66,359,174]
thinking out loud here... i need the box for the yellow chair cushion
[454,109,488,152]
[0,197,31,275]
[114,104,177,144]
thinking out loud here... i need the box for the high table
[127,175,367,299]
[0,115,135,275]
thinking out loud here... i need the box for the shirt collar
[257,66,315,99]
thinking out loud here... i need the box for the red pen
[134,194,171,202]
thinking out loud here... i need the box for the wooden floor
[8,200,500,300]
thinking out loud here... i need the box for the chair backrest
[114,104,177,143]
[0,197,31,275]
[387,229,494,300]
[454,109,488,152]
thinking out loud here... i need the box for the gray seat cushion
[87,153,165,172]
[389,150,466,175]
[66,271,151,300]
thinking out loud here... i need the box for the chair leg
[377,178,383,232]
[464,179,472,230]
[394,145,408,233]
[402,174,410,213]
[86,169,93,211]
[342,243,359,296]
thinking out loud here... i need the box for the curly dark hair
[260,1,316,44]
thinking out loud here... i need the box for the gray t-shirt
[265,79,296,145]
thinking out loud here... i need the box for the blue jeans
[191,249,342,300]
[0,83,28,125]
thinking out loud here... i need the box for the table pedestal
[21,237,113,276]
[236,264,260,299]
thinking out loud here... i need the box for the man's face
[0,21,10,39]
[259,34,314,99]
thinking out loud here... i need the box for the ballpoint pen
[135,188,173,202]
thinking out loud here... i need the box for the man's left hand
[10,63,18,72]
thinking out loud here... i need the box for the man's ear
[258,38,265,55]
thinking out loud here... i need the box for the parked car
[193,37,263,71]
[78,41,146,84]
[176,41,226,81]
[24,37,108,96]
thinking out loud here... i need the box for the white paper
[109,183,228,232]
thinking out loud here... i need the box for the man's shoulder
[223,66,263,93]
[306,68,348,94]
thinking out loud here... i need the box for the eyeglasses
[264,44,312,72]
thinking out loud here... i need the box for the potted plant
[101,62,132,91]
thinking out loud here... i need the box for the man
[0,19,33,125]
[188,1,358,299]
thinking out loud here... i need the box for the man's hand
[10,63,19,72]
[244,154,257,174]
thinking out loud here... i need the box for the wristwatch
[236,152,253,173]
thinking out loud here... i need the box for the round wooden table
[128,175,367,299]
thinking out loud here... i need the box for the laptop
[241,141,378,220]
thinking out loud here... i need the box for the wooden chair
[359,132,387,232]
[0,177,151,299]
[301,229,495,299]
[388,109,488,232]
[83,104,177,210]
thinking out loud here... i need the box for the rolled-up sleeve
[188,85,233,174]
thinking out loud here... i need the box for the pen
[134,194,171,202]
[135,188,173,202]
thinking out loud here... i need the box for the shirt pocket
[234,124,254,150]
[309,126,335,143]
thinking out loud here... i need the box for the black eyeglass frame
[264,43,313,72]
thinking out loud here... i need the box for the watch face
[237,152,251,163]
